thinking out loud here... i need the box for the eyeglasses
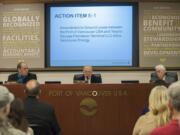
[83,71,92,73]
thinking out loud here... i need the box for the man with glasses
[150,64,178,85]
[73,66,102,84]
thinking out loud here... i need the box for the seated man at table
[24,80,61,135]
[150,64,178,85]
[7,62,37,84]
[73,66,102,84]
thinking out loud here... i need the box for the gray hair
[155,64,166,71]
[168,81,180,112]
[0,86,14,109]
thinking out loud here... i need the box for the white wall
[1,71,180,84]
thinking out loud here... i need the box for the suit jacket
[24,96,61,135]
[73,74,102,83]
[150,72,178,84]
[8,73,37,84]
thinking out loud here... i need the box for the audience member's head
[83,66,93,79]
[0,86,14,118]
[168,81,180,121]
[8,98,29,132]
[0,87,27,135]
[17,62,29,76]
[148,85,170,126]
[155,64,166,80]
[25,80,40,97]
[133,85,170,135]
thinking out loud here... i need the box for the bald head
[17,62,29,76]
[25,80,40,97]
[83,66,93,78]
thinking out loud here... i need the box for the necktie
[86,77,90,84]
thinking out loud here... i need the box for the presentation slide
[49,5,133,66]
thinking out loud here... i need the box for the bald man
[24,80,61,135]
[7,62,37,84]
[73,66,102,83]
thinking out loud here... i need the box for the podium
[5,83,154,135]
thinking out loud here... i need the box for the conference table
[4,83,154,135]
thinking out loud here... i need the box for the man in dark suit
[150,64,178,85]
[73,66,102,83]
[7,62,37,84]
[24,80,61,135]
